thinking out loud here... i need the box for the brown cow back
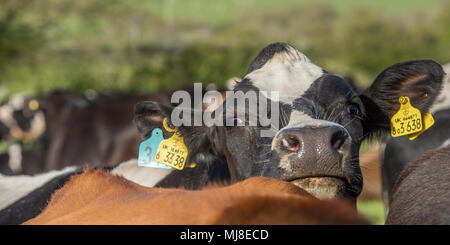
[24,168,368,225]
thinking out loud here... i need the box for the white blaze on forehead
[244,46,324,104]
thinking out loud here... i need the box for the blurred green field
[1,0,449,100]
[127,0,443,26]
[358,200,385,225]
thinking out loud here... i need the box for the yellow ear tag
[28,100,39,111]
[407,112,435,140]
[153,118,195,170]
[390,96,423,137]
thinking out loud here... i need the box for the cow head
[134,43,444,203]
[0,94,46,142]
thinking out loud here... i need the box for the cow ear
[134,101,174,139]
[134,101,219,168]
[360,59,445,134]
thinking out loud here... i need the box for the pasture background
[2,0,449,224]
[1,0,449,97]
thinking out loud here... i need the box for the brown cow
[24,168,368,225]
[385,146,450,225]
[0,91,172,174]
[42,91,172,171]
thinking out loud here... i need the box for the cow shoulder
[386,146,450,224]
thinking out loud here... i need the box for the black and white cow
[0,166,83,225]
[0,93,45,143]
[0,94,46,174]
[1,42,445,224]
[0,93,228,225]
[381,63,450,207]
[134,42,445,205]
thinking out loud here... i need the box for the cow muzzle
[272,124,360,201]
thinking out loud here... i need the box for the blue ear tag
[137,128,172,169]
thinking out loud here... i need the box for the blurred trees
[0,0,45,68]
[0,0,449,99]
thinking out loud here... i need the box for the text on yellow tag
[408,112,435,140]
[153,118,196,170]
[154,130,188,170]
[390,96,422,137]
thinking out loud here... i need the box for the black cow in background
[381,63,450,209]
[0,90,172,175]
[0,83,223,175]
[385,146,450,225]
[42,91,172,171]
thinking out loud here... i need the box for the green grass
[328,0,441,13]
[357,200,386,225]
[133,0,442,26]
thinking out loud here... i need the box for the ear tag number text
[154,118,189,170]
[390,96,422,137]
[408,112,435,140]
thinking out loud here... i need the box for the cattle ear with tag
[134,101,219,170]
[359,59,444,135]
[134,101,175,139]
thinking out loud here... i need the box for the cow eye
[347,104,360,116]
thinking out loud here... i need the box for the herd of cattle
[0,42,449,225]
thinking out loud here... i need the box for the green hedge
[1,0,450,99]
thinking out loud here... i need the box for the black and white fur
[0,94,46,175]
[0,156,229,224]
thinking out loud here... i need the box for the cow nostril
[280,135,301,152]
[331,130,348,151]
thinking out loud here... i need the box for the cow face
[0,95,45,142]
[134,43,444,203]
